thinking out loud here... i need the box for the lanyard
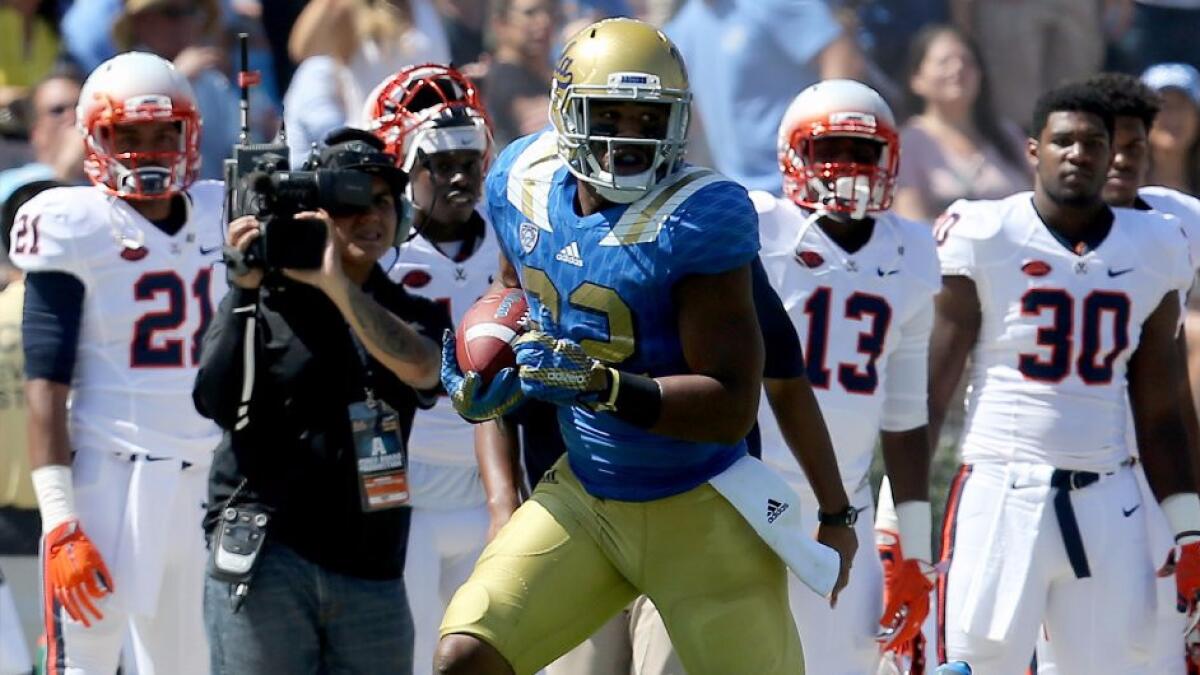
[347,330,379,408]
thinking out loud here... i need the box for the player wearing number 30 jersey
[933,82,1200,675]
[8,52,224,675]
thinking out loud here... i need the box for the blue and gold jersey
[486,130,760,501]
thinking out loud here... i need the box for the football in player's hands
[456,288,529,384]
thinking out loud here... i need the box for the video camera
[223,35,373,272]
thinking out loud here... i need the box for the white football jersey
[753,193,941,490]
[386,212,498,466]
[938,192,1193,472]
[1139,185,1200,277]
[1122,186,1200,456]
[8,181,227,464]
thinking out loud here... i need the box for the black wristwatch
[817,505,859,527]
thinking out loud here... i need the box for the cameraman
[193,128,447,674]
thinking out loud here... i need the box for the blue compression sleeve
[23,271,85,384]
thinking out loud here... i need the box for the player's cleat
[42,520,113,627]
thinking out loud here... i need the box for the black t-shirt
[195,266,450,580]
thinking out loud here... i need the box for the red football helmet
[777,79,899,218]
[362,64,493,172]
[77,52,201,200]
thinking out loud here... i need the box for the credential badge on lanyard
[348,332,410,511]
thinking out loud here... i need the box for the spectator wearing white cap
[1142,62,1200,196]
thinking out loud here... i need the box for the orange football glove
[1176,541,1200,613]
[1170,541,1200,670]
[877,530,934,655]
[43,520,113,627]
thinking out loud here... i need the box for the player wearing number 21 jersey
[9,52,223,675]
[933,82,1200,675]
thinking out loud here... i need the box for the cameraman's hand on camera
[227,215,264,289]
[282,210,344,294]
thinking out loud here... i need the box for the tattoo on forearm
[346,283,421,362]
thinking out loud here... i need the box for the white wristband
[896,500,933,564]
[31,465,76,532]
[874,477,899,532]
[1162,493,1200,544]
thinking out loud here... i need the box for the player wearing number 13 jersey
[755,80,940,675]
[8,52,223,675]
[435,18,814,675]
[932,82,1200,675]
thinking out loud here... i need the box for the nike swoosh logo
[200,245,222,256]
[877,267,900,277]
[1107,268,1134,277]
[1122,504,1140,517]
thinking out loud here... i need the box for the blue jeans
[204,542,415,674]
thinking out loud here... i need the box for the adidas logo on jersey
[555,242,584,267]
[766,498,789,524]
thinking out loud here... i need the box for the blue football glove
[440,331,525,421]
[514,330,607,406]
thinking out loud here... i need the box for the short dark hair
[33,64,84,95]
[491,0,561,23]
[1083,72,1161,131]
[1031,81,1115,139]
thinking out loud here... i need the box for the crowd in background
[3,0,1200,668]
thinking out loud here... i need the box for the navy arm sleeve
[752,257,805,379]
[22,271,85,384]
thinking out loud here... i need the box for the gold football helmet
[549,17,691,203]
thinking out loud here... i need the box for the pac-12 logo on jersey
[519,222,539,253]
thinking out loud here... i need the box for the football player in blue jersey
[434,16,857,675]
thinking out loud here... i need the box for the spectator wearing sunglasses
[0,70,85,207]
